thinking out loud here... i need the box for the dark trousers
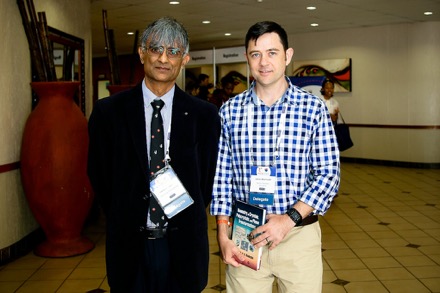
[130,237,182,293]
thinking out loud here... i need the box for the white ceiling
[90,0,440,56]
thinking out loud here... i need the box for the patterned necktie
[149,99,166,227]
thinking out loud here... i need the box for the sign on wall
[215,46,246,64]
[188,49,213,65]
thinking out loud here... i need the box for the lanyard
[246,102,287,166]
[164,121,172,165]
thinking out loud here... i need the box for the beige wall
[288,22,440,163]
[0,0,92,249]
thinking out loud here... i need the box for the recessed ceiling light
[225,33,231,36]
[202,20,211,24]
[310,23,319,27]
[257,0,263,2]
[127,32,134,35]
[169,1,180,4]
[307,6,316,10]
[424,11,433,15]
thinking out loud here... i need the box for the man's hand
[216,216,244,267]
[249,213,294,250]
[217,232,245,267]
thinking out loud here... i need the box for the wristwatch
[286,207,303,226]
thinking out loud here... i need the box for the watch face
[288,208,302,224]
[292,213,300,222]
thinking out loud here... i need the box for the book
[231,200,267,271]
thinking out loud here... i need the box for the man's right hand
[216,216,245,267]
[217,234,244,267]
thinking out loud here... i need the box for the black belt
[145,228,167,239]
[297,215,318,227]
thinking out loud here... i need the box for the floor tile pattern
[0,163,439,292]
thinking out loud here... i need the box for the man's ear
[182,54,190,66]
[138,47,145,62]
[244,51,250,64]
[285,48,294,66]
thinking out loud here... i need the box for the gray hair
[139,17,189,54]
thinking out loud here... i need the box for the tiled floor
[1,163,439,292]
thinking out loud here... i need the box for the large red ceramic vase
[21,82,95,257]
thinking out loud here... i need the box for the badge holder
[150,165,194,218]
[249,166,276,206]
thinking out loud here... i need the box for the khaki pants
[226,222,322,293]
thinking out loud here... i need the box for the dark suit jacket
[87,83,220,292]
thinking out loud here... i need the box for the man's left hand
[249,213,295,250]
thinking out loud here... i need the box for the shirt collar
[242,76,300,107]
[141,80,175,109]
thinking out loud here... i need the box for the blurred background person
[320,78,340,124]
[185,80,199,96]
[209,75,235,109]
[197,73,213,101]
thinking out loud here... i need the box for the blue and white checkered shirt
[210,77,340,216]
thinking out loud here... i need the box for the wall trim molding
[341,157,440,169]
[348,124,440,130]
[0,161,20,174]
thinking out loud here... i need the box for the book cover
[231,200,266,271]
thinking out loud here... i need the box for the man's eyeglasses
[146,46,184,59]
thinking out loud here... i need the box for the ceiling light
[424,11,433,15]
[202,20,211,24]
[127,32,134,35]
[169,1,180,4]
[257,0,263,2]
[306,6,316,10]
[310,23,319,27]
[225,33,231,36]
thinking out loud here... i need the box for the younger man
[211,21,340,292]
